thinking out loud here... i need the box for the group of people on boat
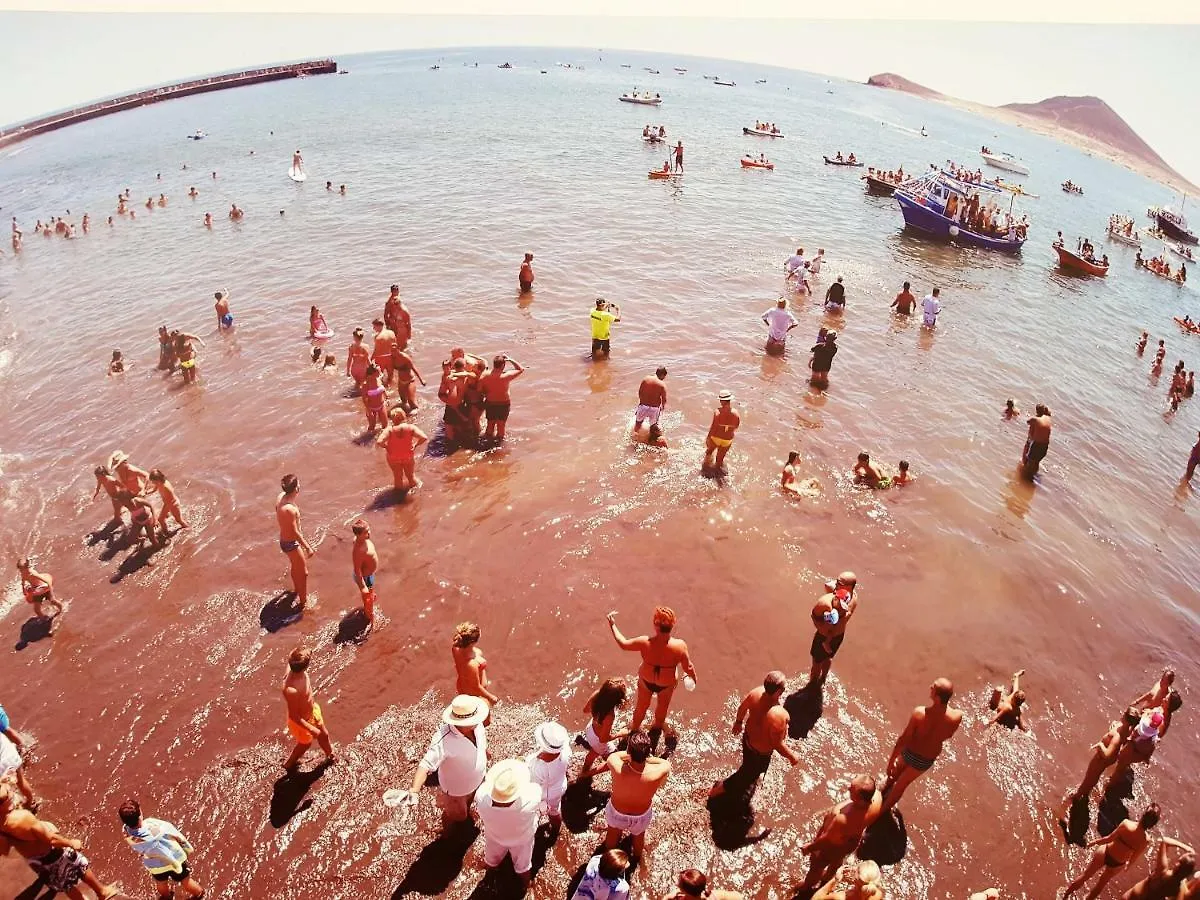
[751,121,780,134]
[864,166,904,185]
[642,124,666,140]
[1137,251,1188,283]
[1108,214,1139,240]
[944,160,984,184]
[1068,236,1108,267]
[943,190,1029,241]
[832,151,857,164]
[1062,180,1084,195]
[742,153,771,167]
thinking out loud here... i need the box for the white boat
[981,150,1030,176]
[674,67,687,74]
[743,126,785,138]
[714,79,736,87]
[619,92,662,105]
[1107,226,1141,249]
[1169,241,1196,261]
[187,130,206,140]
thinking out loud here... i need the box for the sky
[2,8,1199,182]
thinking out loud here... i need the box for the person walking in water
[376,407,428,492]
[673,141,684,173]
[708,671,800,805]
[603,730,670,863]
[479,354,525,443]
[590,299,620,359]
[475,759,543,892]
[606,607,696,734]
[1021,404,1053,478]
[276,473,315,612]
[351,518,379,629]
[921,287,942,327]
[408,695,490,829]
[1063,803,1159,899]
[519,253,535,292]
[879,677,963,815]
[118,798,206,899]
[762,297,799,353]
[633,367,669,445]
[383,285,412,351]
[807,573,858,688]
[799,775,883,893]
[703,390,740,474]
[281,646,335,772]
[16,558,63,622]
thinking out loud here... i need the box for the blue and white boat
[894,170,1027,253]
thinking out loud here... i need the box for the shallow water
[0,47,1197,900]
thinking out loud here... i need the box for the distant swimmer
[891,281,916,314]
[762,297,799,353]
[339,184,346,195]
[16,558,62,622]
[606,607,695,734]
[1062,803,1159,899]
[371,318,399,385]
[799,775,883,893]
[880,678,962,815]
[292,149,304,174]
[147,469,188,537]
[590,299,621,359]
[214,289,233,329]
[807,574,857,688]
[1004,399,1020,419]
[480,355,525,442]
[376,407,428,492]
[80,214,89,233]
[281,646,336,771]
[345,328,371,391]
[350,518,378,629]
[157,193,167,207]
[782,451,820,497]
[519,252,535,292]
[577,679,628,780]
[633,367,669,445]
[708,671,799,805]
[809,330,838,386]
[824,276,846,311]
[107,350,126,375]
[452,621,501,708]
[1021,404,1052,477]
[229,203,243,220]
[853,451,889,488]
[383,284,412,350]
[326,181,333,191]
[603,730,670,862]
[188,187,198,198]
[203,213,212,228]
[674,140,684,173]
[894,459,912,485]
[987,669,1027,730]
[703,390,740,474]
[922,287,942,327]
[276,473,315,611]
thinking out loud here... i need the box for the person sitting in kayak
[661,161,671,174]
[835,151,844,162]
[847,153,857,164]
[643,125,650,137]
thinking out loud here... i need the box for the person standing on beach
[281,646,336,772]
[762,298,799,353]
[879,678,963,815]
[479,355,525,442]
[351,518,378,629]
[118,798,205,899]
[1021,404,1053,477]
[603,730,670,862]
[703,390,740,473]
[147,469,188,537]
[1063,803,1159,899]
[807,573,857,688]
[799,775,883,893]
[1186,432,1200,481]
[276,473,315,611]
[409,695,490,829]
[891,281,916,315]
[606,607,696,733]
[519,253,535,292]
[452,622,501,708]
[591,299,620,359]
[93,465,125,522]
[214,290,233,330]
[0,783,118,899]
[383,285,412,351]
[633,367,669,445]
[674,141,684,173]
[708,671,799,804]
[371,319,399,386]
[922,288,942,327]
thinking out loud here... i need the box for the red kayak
[1054,244,1108,276]
[740,158,774,170]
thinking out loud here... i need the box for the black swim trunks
[810,632,844,663]
[721,737,773,797]
[485,401,511,423]
[153,864,193,883]
[592,338,611,356]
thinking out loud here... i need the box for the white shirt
[475,784,542,845]
[808,254,824,275]
[525,750,569,807]
[762,307,798,342]
[922,294,942,326]
[421,723,487,796]
[785,254,807,275]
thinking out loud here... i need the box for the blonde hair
[453,622,481,648]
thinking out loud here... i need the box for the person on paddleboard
[292,149,304,175]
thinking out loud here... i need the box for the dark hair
[351,518,369,536]
[366,363,379,377]
[899,460,910,471]
[372,318,384,327]
[1167,689,1182,713]
[353,327,364,339]
[390,284,399,291]
[94,465,110,477]
[678,870,707,897]
[311,347,322,362]
[1140,802,1161,829]
[787,451,800,465]
[903,281,910,290]
[1171,853,1196,884]
[764,671,786,694]
[117,799,142,828]
[453,622,481,648]
[857,452,870,462]
[656,367,668,379]
[281,474,299,494]
[851,774,877,802]
[149,469,165,483]
[1012,690,1027,707]
[1123,706,1141,727]
[288,646,311,672]
[493,356,506,368]
[599,849,629,879]
[591,679,628,723]
[932,678,953,703]
[627,730,652,763]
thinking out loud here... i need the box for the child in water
[1003,399,1020,419]
[310,347,322,365]
[108,350,126,375]
[321,353,338,373]
[894,460,912,485]
[310,306,331,338]
[147,469,189,536]
[214,290,233,330]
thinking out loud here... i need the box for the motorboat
[644,68,661,75]
[980,150,1030,176]
[743,126,784,138]
[824,156,863,167]
[620,92,663,105]
[714,79,736,87]
[674,67,687,74]
[1107,226,1141,249]
[1154,207,1198,245]
[1062,182,1084,195]
[1169,242,1196,262]
[187,130,206,140]
[893,170,1027,252]
[498,62,513,69]
[1054,244,1108,276]
[741,157,774,170]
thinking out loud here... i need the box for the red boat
[1054,244,1108,276]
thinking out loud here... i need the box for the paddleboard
[288,166,307,183]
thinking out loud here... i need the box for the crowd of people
[1137,250,1188,283]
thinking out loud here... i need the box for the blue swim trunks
[0,704,9,732]
[221,313,234,328]
[357,573,375,589]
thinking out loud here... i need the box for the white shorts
[605,800,653,836]
[541,784,565,817]
[483,833,535,874]
[0,740,21,779]
[634,404,662,426]
[583,722,617,757]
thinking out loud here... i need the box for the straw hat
[483,759,530,803]
[442,694,489,728]
[534,721,569,755]
[109,450,129,468]
[718,389,733,402]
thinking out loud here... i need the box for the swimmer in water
[376,407,428,491]
[339,184,346,195]
[311,347,322,366]
[350,518,378,629]
[147,469,189,536]
[1004,399,1020,419]
[1136,331,1149,355]
[853,451,888,488]
[987,670,1027,730]
[321,353,337,372]
[17,558,63,621]
[228,204,242,220]
[188,187,198,198]
[157,194,167,207]
[326,181,332,191]
[214,290,233,330]
[203,213,212,228]
[276,474,315,612]
[893,460,912,485]
[93,465,125,522]
[107,350,126,375]
[781,451,820,497]
[345,328,371,391]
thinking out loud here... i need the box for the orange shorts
[287,702,323,745]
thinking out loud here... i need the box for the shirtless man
[479,355,525,442]
[1022,404,1052,477]
[703,390,740,473]
[276,474,315,611]
[281,647,335,771]
[452,621,500,708]
[110,451,149,495]
[174,331,205,384]
[800,775,883,892]
[853,452,887,487]
[371,318,399,386]
[214,289,233,330]
[519,253,535,292]
[808,573,858,688]
[708,671,800,803]
[880,678,963,815]
[351,519,379,628]
[17,558,63,621]
[1136,332,1149,355]
[1064,803,1159,899]
[603,730,670,861]
[0,783,117,899]
[229,204,243,221]
[383,285,412,350]
[607,607,697,733]
[891,281,916,315]
[633,367,669,444]
[987,670,1027,730]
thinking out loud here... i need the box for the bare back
[906,703,963,758]
[283,670,315,722]
[745,691,789,756]
[638,376,667,406]
[639,634,688,687]
[608,752,670,815]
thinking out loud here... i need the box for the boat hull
[824,157,863,167]
[743,128,784,138]
[894,192,1025,252]
[1155,213,1198,245]
[740,160,774,170]
[1107,228,1141,249]
[981,153,1030,176]
[863,175,897,196]
[619,96,662,105]
[1054,245,1107,276]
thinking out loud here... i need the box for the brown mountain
[866,73,941,99]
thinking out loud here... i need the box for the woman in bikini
[1064,804,1160,899]
[1063,707,1139,814]
[1121,839,1195,900]
[345,328,371,392]
[375,407,427,491]
[392,348,426,414]
[120,492,161,550]
[93,465,126,522]
[606,607,697,733]
[451,622,500,709]
[577,679,629,780]
[361,364,387,432]
[173,331,205,384]
[17,559,62,620]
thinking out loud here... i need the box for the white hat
[483,759,530,803]
[109,450,129,468]
[442,694,489,728]
[534,721,569,755]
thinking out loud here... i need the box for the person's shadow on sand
[560,779,609,835]
[13,876,54,900]
[15,616,56,652]
[1098,776,1134,836]
[260,591,304,633]
[269,757,333,828]
[391,822,480,898]
[86,519,122,547]
[706,791,773,851]
[1059,795,1091,846]
[785,682,824,739]
[857,807,908,866]
[465,858,527,899]
[368,487,410,510]
[333,609,371,645]
[110,542,161,583]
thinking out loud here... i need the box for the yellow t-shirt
[590,309,617,340]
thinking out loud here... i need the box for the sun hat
[442,694,489,728]
[109,450,129,468]
[534,721,569,755]
[718,389,733,402]
[483,759,530,803]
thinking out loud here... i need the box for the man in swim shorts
[824,276,846,311]
[276,473,315,612]
[118,798,206,899]
[891,281,916,315]
[1021,404,1052,478]
[880,678,963,815]
[762,298,799,353]
[603,730,670,861]
[351,518,378,629]
[214,289,233,329]
[519,253,535,292]
[1063,803,1159,899]
[590,299,620,359]
[383,285,412,351]
[808,572,858,688]
[674,141,684,173]
[799,774,883,893]
[479,354,525,443]
[708,671,799,805]
[371,318,399,386]
[281,646,335,772]
[607,607,696,733]
[633,367,668,444]
[703,390,741,473]
[0,783,118,899]
[809,330,838,385]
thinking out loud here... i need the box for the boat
[187,130,206,140]
[1107,227,1141,249]
[540,70,547,74]
[714,79,736,87]
[644,68,660,75]
[643,134,665,144]
[430,65,440,71]
[498,62,513,69]
[703,75,718,80]
[338,69,349,75]
[893,170,1027,253]
[648,169,680,180]
[1054,244,1108,276]
[619,92,663,105]
[1174,317,1200,334]
[755,79,767,84]
[743,127,784,138]
[1141,262,1186,284]
[862,173,899,196]
[740,157,774,170]
[1169,242,1196,262]
[1062,182,1084,195]
[621,64,632,68]
[674,67,687,74]
[1154,207,1198,245]
[824,156,863,167]
[980,150,1031,176]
